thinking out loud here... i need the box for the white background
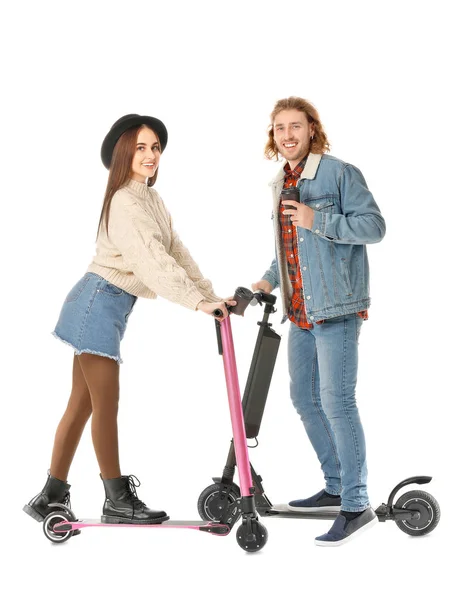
[1,0,462,598]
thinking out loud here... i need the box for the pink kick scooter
[42,288,268,553]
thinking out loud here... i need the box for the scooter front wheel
[43,511,73,544]
[236,521,268,552]
[197,483,241,522]
[394,490,440,536]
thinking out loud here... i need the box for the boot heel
[23,504,44,522]
[101,515,121,524]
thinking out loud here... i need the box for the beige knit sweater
[87,179,222,310]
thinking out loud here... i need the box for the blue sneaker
[287,489,341,513]
[315,507,378,546]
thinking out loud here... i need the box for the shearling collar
[270,153,323,186]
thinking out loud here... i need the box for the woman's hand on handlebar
[197,298,237,322]
[251,280,273,294]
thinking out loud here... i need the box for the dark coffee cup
[280,186,300,203]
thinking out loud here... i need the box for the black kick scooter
[198,288,441,537]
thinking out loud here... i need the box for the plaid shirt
[280,157,368,329]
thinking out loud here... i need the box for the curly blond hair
[264,96,330,160]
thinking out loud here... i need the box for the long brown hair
[97,125,159,236]
[264,96,331,160]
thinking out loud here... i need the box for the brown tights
[50,354,121,481]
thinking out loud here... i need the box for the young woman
[23,114,234,525]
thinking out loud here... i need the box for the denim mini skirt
[53,272,137,364]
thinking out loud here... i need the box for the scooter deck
[54,519,230,535]
[258,504,339,520]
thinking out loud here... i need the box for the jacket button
[310,316,315,321]
[315,229,320,234]
[306,295,311,300]
[300,237,304,242]
[303,266,307,270]
[316,203,320,208]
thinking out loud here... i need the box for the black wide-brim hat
[101,113,168,169]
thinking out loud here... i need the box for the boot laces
[124,475,146,509]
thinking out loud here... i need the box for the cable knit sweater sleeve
[166,211,222,303]
[108,189,206,310]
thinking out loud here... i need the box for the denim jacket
[262,153,386,323]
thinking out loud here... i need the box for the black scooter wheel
[394,490,440,536]
[43,511,73,544]
[236,521,268,552]
[197,483,241,522]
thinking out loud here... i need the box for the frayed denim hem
[326,488,342,496]
[51,332,123,364]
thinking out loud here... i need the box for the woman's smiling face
[130,126,161,183]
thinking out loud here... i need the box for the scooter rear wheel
[43,511,73,544]
[394,490,440,536]
[197,483,241,522]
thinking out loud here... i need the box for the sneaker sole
[287,504,341,513]
[314,515,378,546]
[101,515,170,525]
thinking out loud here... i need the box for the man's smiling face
[273,109,314,168]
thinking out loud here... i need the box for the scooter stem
[219,316,254,497]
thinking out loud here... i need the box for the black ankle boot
[101,475,169,524]
[23,473,71,522]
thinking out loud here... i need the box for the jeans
[288,314,370,511]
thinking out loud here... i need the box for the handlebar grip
[257,290,277,306]
[213,308,223,317]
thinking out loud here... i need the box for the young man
[252,97,386,546]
